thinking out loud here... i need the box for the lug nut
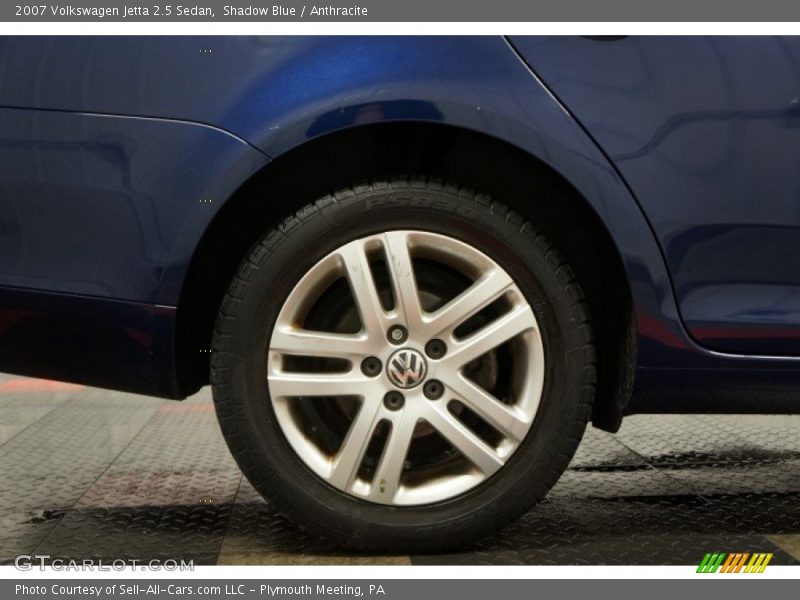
[384,391,405,411]
[387,325,408,344]
[423,379,444,400]
[425,339,447,359]
[361,356,382,377]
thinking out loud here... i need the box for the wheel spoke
[424,268,514,337]
[269,372,370,398]
[271,326,369,359]
[337,241,388,337]
[328,400,383,489]
[447,376,530,442]
[424,404,504,475]
[368,412,418,502]
[444,304,536,368]
[383,232,424,330]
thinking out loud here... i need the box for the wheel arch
[174,121,636,431]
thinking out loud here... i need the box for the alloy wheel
[267,230,544,506]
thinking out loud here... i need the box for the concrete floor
[2,372,800,565]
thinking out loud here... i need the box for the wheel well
[175,122,636,432]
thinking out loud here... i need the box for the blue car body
[2,36,799,430]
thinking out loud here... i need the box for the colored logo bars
[697,552,773,573]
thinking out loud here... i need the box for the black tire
[211,179,595,552]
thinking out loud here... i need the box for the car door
[512,36,800,356]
